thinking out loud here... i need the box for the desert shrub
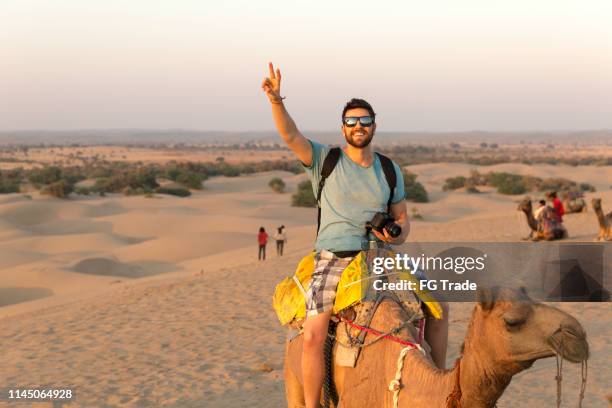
[268,178,286,193]
[291,180,316,207]
[164,165,205,189]
[41,180,73,198]
[220,165,240,177]
[487,172,527,195]
[443,176,467,191]
[74,186,91,196]
[127,167,159,190]
[0,179,20,193]
[93,175,128,193]
[579,183,596,192]
[155,186,191,197]
[410,207,424,220]
[28,166,62,185]
[175,172,204,189]
[403,171,429,202]
[538,177,576,192]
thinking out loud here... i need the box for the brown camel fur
[284,288,589,408]
[592,198,612,241]
[517,198,567,241]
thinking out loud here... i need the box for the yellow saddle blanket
[272,251,443,325]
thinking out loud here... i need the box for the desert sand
[0,162,610,407]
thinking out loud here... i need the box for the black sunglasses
[343,116,374,127]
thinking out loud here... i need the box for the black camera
[367,212,402,238]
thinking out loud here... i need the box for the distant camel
[592,198,612,241]
[563,197,587,213]
[284,288,588,408]
[517,198,567,241]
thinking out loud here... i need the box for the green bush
[0,179,20,194]
[292,180,316,207]
[74,186,91,195]
[443,176,467,191]
[155,186,191,197]
[403,170,429,202]
[41,180,73,198]
[28,166,62,185]
[579,183,596,192]
[165,165,205,189]
[487,172,527,195]
[268,177,286,193]
[176,172,204,189]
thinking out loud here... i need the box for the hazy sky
[2,0,612,131]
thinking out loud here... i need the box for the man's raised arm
[262,62,313,166]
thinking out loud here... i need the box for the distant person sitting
[534,200,547,225]
[547,191,565,223]
[274,225,287,256]
[258,227,268,260]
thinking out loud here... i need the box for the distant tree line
[0,158,305,198]
[443,170,596,196]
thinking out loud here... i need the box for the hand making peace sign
[261,62,284,104]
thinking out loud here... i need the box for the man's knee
[303,327,327,351]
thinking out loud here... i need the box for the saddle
[272,250,443,327]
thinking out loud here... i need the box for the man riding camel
[262,62,449,408]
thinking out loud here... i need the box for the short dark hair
[539,200,546,205]
[342,98,376,121]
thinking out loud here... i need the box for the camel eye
[504,317,526,330]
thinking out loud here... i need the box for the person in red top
[257,227,269,260]
[548,191,565,222]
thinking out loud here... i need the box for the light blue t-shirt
[303,140,405,252]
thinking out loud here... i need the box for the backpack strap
[376,152,397,213]
[316,147,341,235]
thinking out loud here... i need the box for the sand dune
[0,165,610,407]
[0,287,54,307]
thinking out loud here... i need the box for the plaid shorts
[305,249,356,317]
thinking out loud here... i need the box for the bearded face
[342,107,376,148]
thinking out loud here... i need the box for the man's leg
[424,302,449,369]
[302,310,332,408]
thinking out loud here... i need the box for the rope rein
[554,334,588,408]
[389,344,426,408]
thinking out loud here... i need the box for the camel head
[592,198,602,212]
[517,198,532,214]
[465,287,588,375]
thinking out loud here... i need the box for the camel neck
[522,208,538,231]
[594,206,607,227]
[456,347,514,408]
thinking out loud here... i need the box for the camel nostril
[560,324,584,340]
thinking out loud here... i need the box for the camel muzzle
[547,324,589,363]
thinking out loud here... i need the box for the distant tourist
[547,191,565,222]
[274,225,287,256]
[534,200,547,224]
[257,227,268,261]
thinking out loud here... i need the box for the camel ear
[478,287,495,311]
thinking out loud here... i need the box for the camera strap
[316,147,397,236]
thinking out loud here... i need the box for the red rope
[339,317,421,348]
